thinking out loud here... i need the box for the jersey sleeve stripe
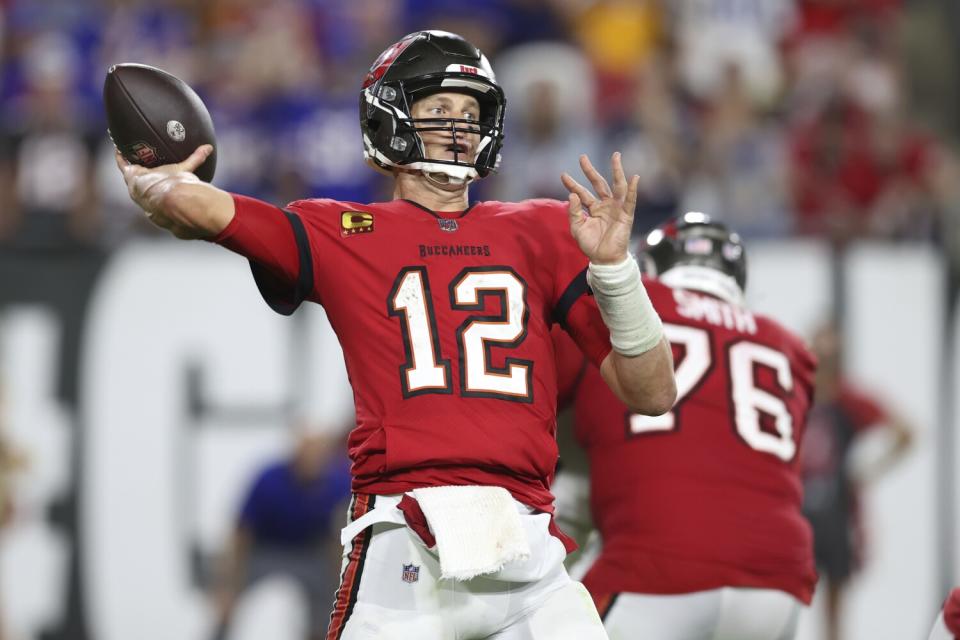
[552,267,590,327]
[595,592,621,621]
[248,209,315,316]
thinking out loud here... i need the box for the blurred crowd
[0,0,958,250]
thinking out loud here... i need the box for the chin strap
[423,171,466,190]
[412,160,479,186]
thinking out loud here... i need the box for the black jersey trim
[248,209,314,316]
[400,198,477,219]
[552,268,590,327]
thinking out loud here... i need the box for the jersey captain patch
[341,211,374,237]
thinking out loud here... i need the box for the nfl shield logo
[438,218,458,232]
[401,563,420,583]
[129,142,161,166]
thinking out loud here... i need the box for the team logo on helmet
[363,34,418,89]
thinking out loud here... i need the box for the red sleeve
[563,296,612,368]
[839,384,889,432]
[552,325,587,410]
[212,194,313,315]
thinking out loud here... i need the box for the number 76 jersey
[560,278,818,603]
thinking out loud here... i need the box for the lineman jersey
[556,277,818,603]
[214,195,612,523]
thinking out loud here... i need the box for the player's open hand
[115,144,212,220]
[561,152,640,265]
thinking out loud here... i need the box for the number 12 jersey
[214,194,612,521]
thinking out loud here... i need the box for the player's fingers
[567,192,586,228]
[121,160,146,183]
[178,144,213,173]
[561,173,596,207]
[579,154,612,199]
[611,152,627,200]
[115,150,131,173]
[625,175,640,213]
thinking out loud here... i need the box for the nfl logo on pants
[401,563,420,583]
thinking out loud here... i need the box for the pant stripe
[596,592,621,621]
[325,494,376,640]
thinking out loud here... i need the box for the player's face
[411,92,481,163]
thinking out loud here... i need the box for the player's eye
[463,112,477,121]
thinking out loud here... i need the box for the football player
[553,212,817,639]
[115,30,676,640]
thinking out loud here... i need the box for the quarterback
[115,30,675,640]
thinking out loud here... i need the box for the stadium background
[0,0,958,639]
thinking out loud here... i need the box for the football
[103,63,217,182]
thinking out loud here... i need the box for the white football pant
[330,494,608,640]
[602,587,803,640]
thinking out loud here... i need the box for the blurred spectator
[492,42,602,202]
[197,0,322,98]
[794,0,902,38]
[788,95,941,241]
[800,321,914,640]
[562,0,663,123]
[98,0,199,85]
[0,30,100,247]
[209,430,352,640]
[669,0,796,107]
[609,52,690,235]
[682,63,792,238]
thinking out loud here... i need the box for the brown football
[103,63,217,182]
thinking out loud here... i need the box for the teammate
[114,30,675,640]
[801,321,914,640]
[553,212,817,639]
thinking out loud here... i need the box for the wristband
[587,255,663,356]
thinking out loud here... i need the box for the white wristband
[587,255,664,357]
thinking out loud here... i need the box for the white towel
[410,485,530,581]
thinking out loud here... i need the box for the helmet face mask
[640,212,748,302]
[360,31,506,184]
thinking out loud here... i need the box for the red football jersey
[557,277,818,603]
[214,195,611,518]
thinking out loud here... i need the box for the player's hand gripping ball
[103,63,217,182]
